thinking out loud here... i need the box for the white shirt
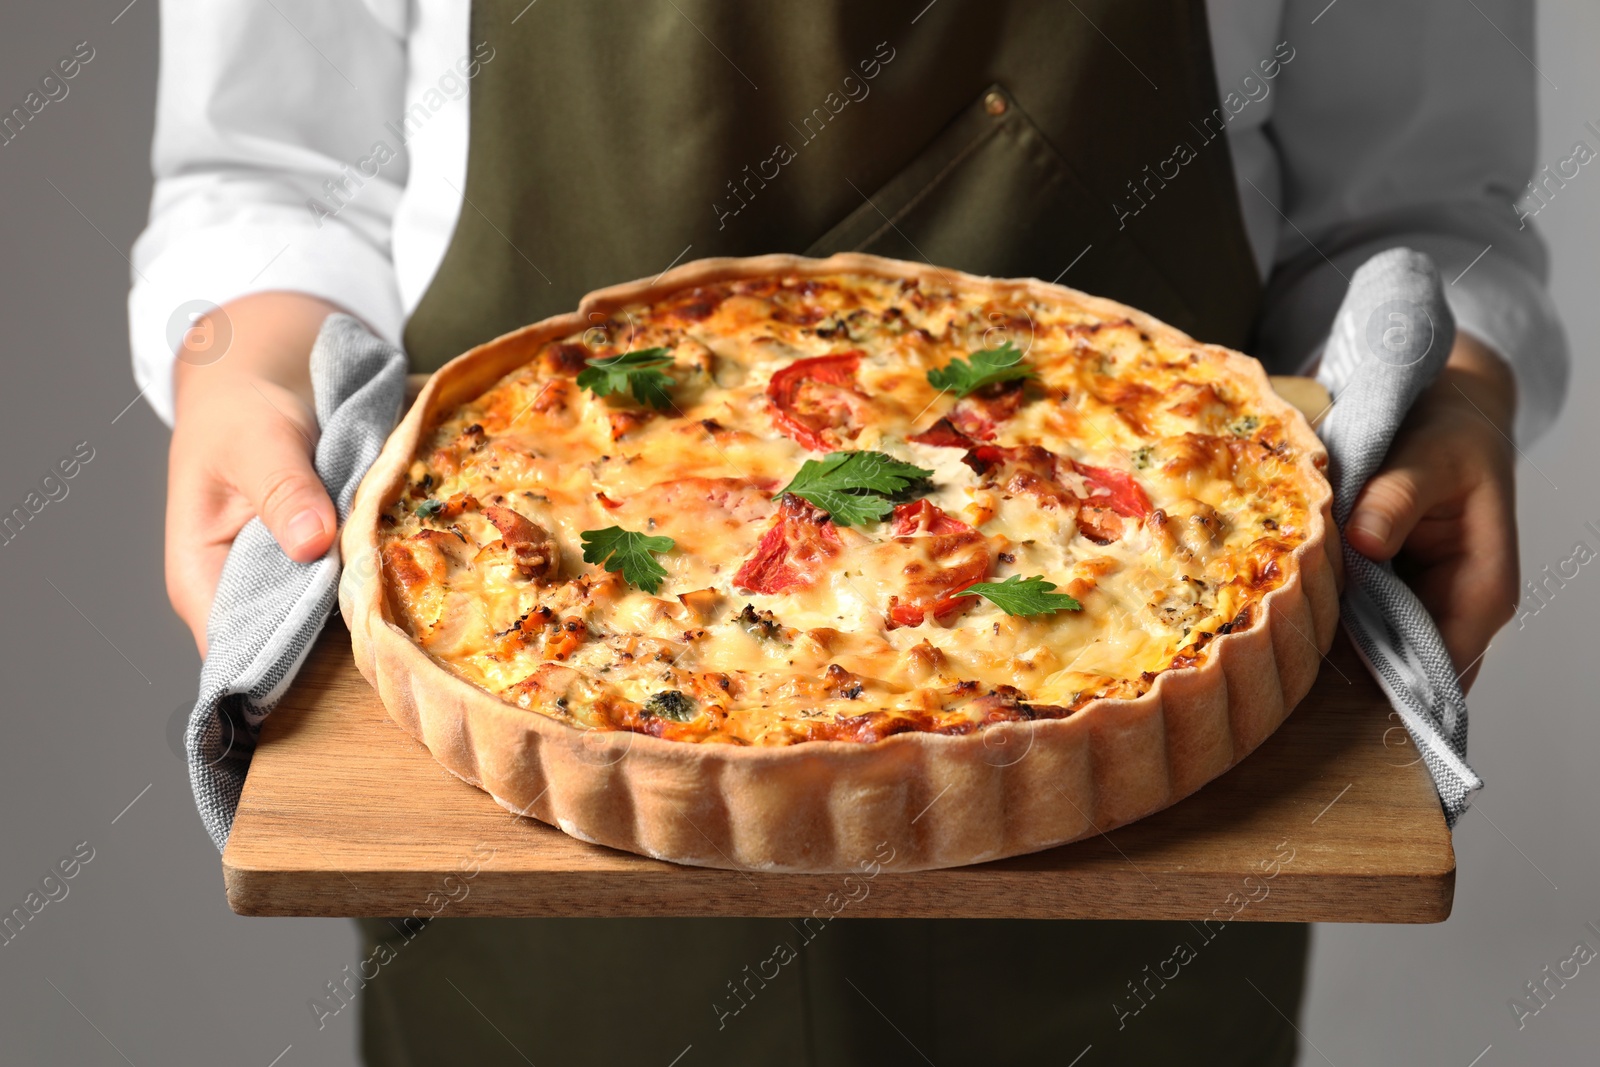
[129,0,1568,443]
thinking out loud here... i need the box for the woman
[135,2,1561,1062]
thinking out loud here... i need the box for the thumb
[232,408,337,563]
[1344,462,1446,563]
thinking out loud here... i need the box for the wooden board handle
[1270,375,1332,429]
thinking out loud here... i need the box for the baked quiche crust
[340,253,1340,872]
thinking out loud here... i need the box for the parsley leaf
[926,341,1036,398]
[956,574,1082,616]
[579,526,676,593]
[777,451,934,527]
[576,348,676,410]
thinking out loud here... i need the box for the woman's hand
[1343,334,1520,691]
[166,292,345,656]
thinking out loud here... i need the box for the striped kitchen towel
[183,315,406,850]
[1315,248,1483,825]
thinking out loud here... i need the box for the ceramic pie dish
[338,252,1340,872]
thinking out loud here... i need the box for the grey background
[0,3,1594,1065]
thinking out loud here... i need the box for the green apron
[371,2,1305,1063]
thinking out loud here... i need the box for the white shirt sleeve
[1248,0,1568,444]
[128,0,409,425]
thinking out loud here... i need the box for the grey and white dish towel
[185,315,405,851]
[183,255,1481,850]
[1314,248,1482,825]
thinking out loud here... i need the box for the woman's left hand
[1341,334,1521,692]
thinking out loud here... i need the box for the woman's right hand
[166,292,345,656]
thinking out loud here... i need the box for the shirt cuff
[1254,233,1569,445]
[128,221,404,425]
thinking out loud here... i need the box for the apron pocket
[806,83,1204,337]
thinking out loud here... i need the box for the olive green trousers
[355,918,1307,1065]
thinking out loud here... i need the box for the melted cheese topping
[380,273,1318,745]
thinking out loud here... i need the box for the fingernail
[1349,512,1391,545]
[286,508,326,553]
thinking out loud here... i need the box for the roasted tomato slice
[911,420,1071,503]
[909,416,1151,536]
[1071,461,1151,518]
[884,500,993,629]
[980,444,1078,508]
[907,417,1003,477]
[733,495,843,594]
[946,380,1027,441]
[766,352,868,451]
[889,498,972,538]
[908,416,979,451]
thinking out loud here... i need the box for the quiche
[340,253,1339,872]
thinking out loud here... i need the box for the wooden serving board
[223,620,1455,923]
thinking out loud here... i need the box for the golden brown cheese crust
[379,272,1320,745]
